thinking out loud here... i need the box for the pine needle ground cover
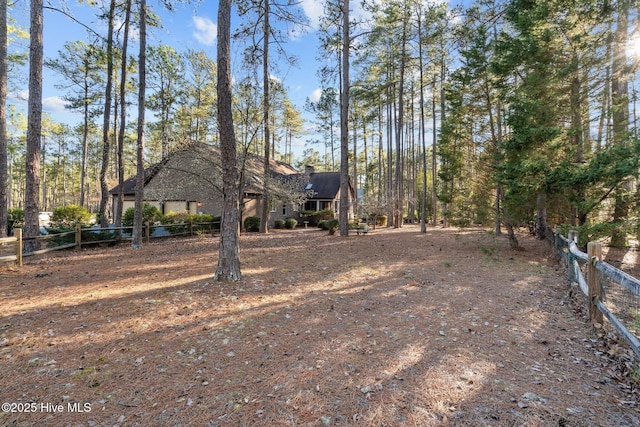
[1,226,638,426]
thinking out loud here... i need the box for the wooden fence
[547,226,640,361]
[0,220,220,267]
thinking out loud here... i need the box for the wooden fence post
[15,228,23,267]
[75,224,82,251]
[189,219,193,236]
[145,221,150,243]
[587,241,603,325]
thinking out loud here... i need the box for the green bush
[161,211,190,224]
[122,203,162,227]
[300,209,335,226]
[318,220,328,230]
[326,218,339,233]
[274,219,285,229]
[7,208,24,234]
[558,222,622,251]
[190,213,214,234]
[50,205,91,228]
[188,214,213,234]
[190,213,214,223]
[244,216,260,232]
[160,211,190,235]
[284,218,298,229]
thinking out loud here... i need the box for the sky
[8,0,350,160]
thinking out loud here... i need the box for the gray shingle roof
[306,172,341,200]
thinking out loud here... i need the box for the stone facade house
[109,142,354,227]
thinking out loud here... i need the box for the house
[109,141,354,227]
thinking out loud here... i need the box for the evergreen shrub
[244,216,260,232]
[284,218,298,229]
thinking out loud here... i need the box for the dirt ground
[1,225,639,427]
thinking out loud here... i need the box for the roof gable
[307,172,341,200]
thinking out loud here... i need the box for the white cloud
[43,96,68,113]
[308,88,322,103]
[9,90,28,102]
[301,0,323,31]
[193,16,217,46]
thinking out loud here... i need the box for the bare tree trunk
[131,0,146,249]
[24,0,43,252]
[115,0,132,231]
[259,0,271,234]
[0,0,7,237]
[79,82,90,208]
[394,13,407,229]
[215,0,242,281]
[418,8,427,234]
[431,75,437,227]
[99,0,115,228]
[339,0,350,236]
[501,193,520,249]
[352,122,357,220]
[536,190,547,240]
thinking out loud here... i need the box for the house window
[270,199,277,213]
[304,200,317,211]
[282,205,287,216]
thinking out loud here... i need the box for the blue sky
[9,1,468,160]
[9,0,340,158]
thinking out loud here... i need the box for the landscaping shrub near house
[122,203,162,227]
[244,216,260,232]
[284,218,298,229]
[300,209,334,226]
[160,211,190,235]
[274,219,285,229]
[190,213,214,234]
[326,218,339,234]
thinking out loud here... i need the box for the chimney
[304,165,315,176]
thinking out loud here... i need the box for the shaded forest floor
[1,225,639,426]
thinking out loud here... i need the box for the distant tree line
[1,0,639,258]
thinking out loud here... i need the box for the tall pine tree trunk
[416,7,427,233]
[259,0,271,234]
[339,0,350,236]
[394,12,407,229]
[24,0,43,252]
[99,0,115,228]
[115,0,132,231]
[0,0,7,237]
[431,75,438,227]
[215,0,241,281]
[131,0,146,249]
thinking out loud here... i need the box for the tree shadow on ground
[0,226,638,426]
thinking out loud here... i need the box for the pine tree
[215,0,241,281]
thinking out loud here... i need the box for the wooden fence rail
[549,226,640,361]
[1,220,220,267]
